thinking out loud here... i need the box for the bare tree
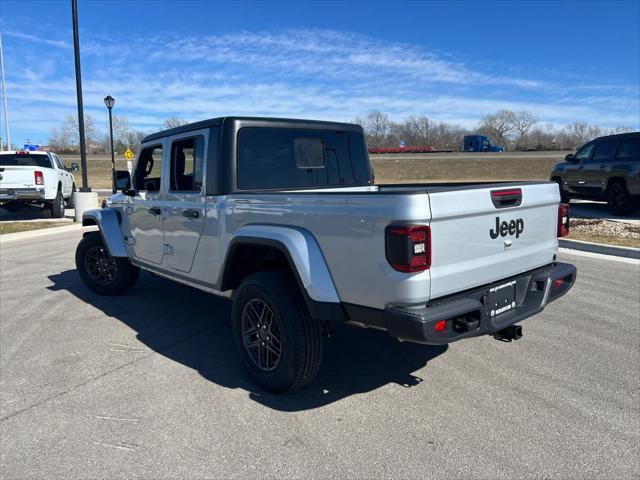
[519,124,558,151]
[163,117,189,129]
[513,111,538,137]
[478,110,517,147]
[357,109,627,152]
[362,110,392,147]
[124,130,147,152]
[49,114,100,153]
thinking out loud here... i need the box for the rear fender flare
[82,208,128,257]
[222,225,340,304]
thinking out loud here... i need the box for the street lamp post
[104,95,116,193]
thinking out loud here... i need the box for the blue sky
[0,0,638,145]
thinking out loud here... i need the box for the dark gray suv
[551,132,640,216]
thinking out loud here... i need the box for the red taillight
[385,225,431,272]
[558,203,570,237]
[435,320,447,332]
[34,170,44,185]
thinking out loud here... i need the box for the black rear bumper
[346,262,576,345]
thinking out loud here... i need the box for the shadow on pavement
[48,269,446,411]
[0,205,74,221]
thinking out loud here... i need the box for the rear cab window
[237,128,372,190]
[0,154,53,168]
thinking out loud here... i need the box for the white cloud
[2,27,638,143]
[3,30,70,49]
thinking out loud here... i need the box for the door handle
[147,206,161,216]
[182,209,199,219]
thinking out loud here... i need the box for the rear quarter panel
[223,193,432,310]
[607,160,640,195]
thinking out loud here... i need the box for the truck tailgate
[427,182,559,299]
[0,167,36,189]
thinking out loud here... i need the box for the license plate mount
[488,280,516,317]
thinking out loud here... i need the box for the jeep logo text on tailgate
[490,217,524,239]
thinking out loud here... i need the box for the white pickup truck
[0,150,77,217]
[75,117,576,393]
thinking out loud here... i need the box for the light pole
[104,94,116,193]
[0,30,11,151]
[71,0,89,192]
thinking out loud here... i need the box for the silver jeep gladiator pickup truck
[76,117,576,393]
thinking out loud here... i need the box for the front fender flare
[82,208,128,257]
[224,225,340,304]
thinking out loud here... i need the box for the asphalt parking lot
[1,229,639,479]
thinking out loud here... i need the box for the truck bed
[223,180,560,308]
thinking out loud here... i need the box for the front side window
[590,140,617,163]
[615,137,640,159]
[575,142,595,161]
[170,136,205,192]
[133,145,163,192]
[237,128,371,190]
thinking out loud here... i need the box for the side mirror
[565,154,578,163]
[69,162,79,172]
[115,170,132,193]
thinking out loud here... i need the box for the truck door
[584,138,619,194]
[564,141,595,195]
[128,144,165,264]
[162,132,207,273]
[52,154,72,195]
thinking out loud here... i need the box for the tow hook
[493,324,523,342]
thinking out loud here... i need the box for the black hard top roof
[142,116,362,143]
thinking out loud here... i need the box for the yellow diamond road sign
[124,148,134,160]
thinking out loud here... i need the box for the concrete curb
[559,238,640,259]
[0,223,86,243]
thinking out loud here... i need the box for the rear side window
[170,136,205,192]
[53,155,65,170]
[591,139,617,162]
[0,154,52,168]
[237,128,371,190]
[615,137,640,159]
[133,145,163,192]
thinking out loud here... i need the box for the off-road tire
[231,270,323,393]
[75,231,139,295]
[66,184,76,209]
[607,181,632,216]
[50,188,65,218]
